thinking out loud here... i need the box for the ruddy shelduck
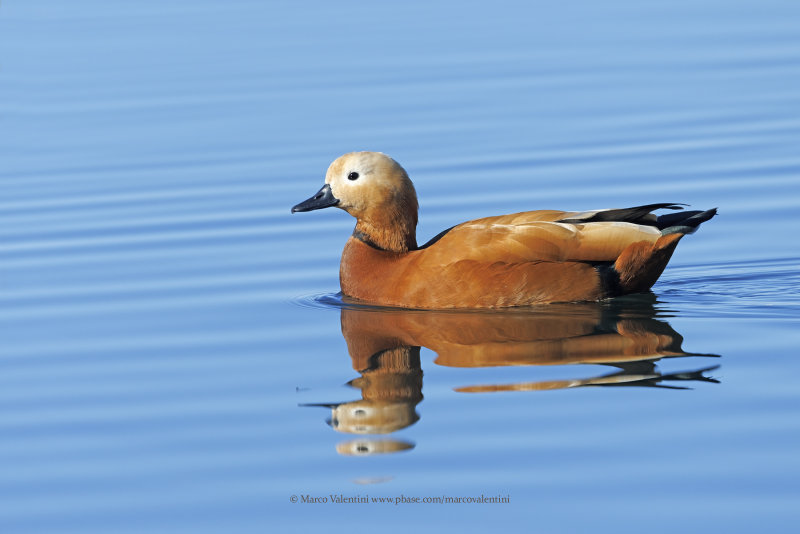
[292,151,716,308]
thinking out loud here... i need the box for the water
[2,1,800,532]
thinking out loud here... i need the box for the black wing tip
[659,206,717,235]
[688,207,718,225]
[556,203,716,231]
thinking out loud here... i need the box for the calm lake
[2,1,799,533]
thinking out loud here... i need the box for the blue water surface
[1,1,799,533]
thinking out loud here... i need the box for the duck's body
[292,152,716,309]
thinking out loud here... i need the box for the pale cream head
[292,151,420,251]
[324,151,418,223]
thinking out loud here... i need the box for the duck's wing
[422,204,716,263]
[424,210,658,263]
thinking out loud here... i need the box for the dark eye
[348,171,359,181]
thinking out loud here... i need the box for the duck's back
[422,209,663,264]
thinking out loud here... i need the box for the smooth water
[2,1,800,533]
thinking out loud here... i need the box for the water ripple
[659,257,800,318]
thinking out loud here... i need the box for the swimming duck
[291,151,716,308]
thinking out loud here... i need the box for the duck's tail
[613,233,684,294]
[657,207,717,236]
[582,204,717,297]
[612,206,716,294]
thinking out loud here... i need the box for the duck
[291,151,716,308]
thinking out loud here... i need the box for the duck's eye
[347,171,359,181]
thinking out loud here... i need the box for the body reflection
[304,295,719,454]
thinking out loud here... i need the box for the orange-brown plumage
[292,151,716,308]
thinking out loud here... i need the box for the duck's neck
[353,212,417,253]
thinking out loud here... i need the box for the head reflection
[303,295,719,455]
[329,346,422,435]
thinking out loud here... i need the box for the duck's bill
[291,184,340,213]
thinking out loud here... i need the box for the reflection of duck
[291,151,716,308]
[304,346,423,436]
[456,364,719,393]
[302,295,719,454]
[336,439,414,456]
[340,295,718,379]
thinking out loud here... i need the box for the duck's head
[292,152,419,252]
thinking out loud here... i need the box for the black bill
[291,183,340,213]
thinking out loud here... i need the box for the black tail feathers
[557,203,717,235]
[659,207,717,235]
